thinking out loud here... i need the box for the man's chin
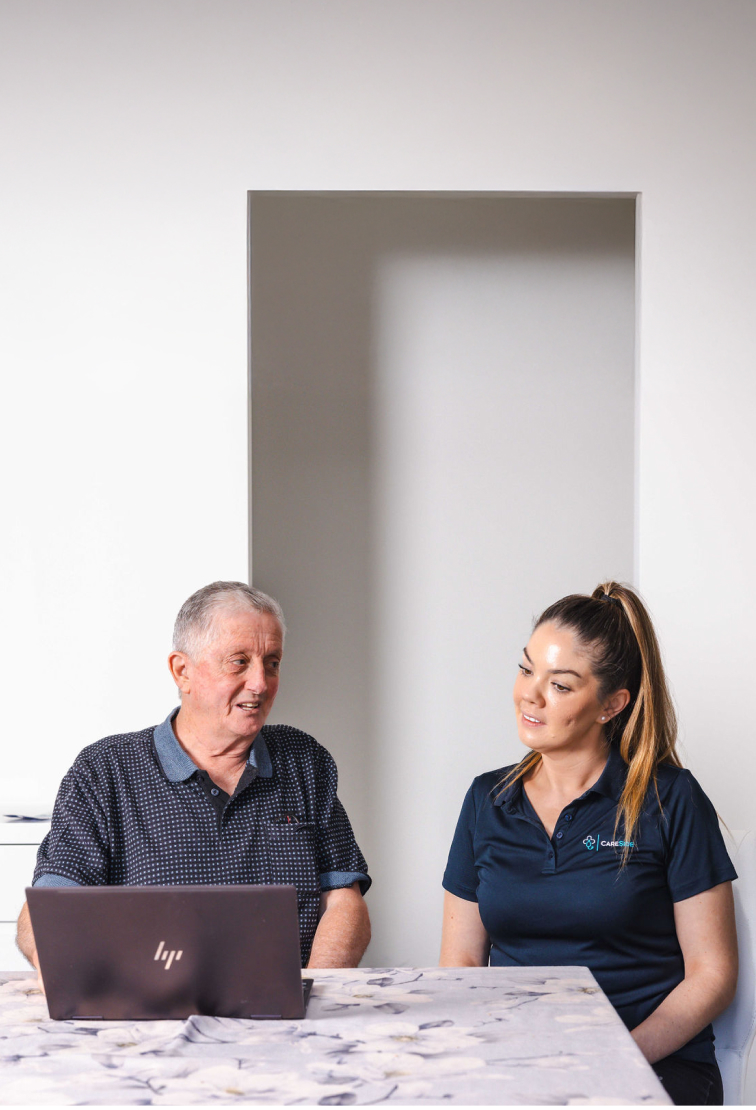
[232,708,268,736]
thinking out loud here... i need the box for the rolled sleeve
[33,765,110,887]
[319,869,370,893]
[33,873,80,887]
[313,746,371,895]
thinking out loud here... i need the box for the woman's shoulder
[654,759,688,788]
[653,760,715,811]
[468,764,519,799]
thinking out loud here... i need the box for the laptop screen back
[27,884,307,1020]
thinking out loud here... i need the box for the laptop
[26,884,314,1020]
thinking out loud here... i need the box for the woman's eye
[552,682,570,693]
[518,664,532,675]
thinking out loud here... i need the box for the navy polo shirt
[443,746,736,1062]
[33,709,370,966]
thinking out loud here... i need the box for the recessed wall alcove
[248,192,636,966]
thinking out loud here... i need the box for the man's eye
[268,660,281,672]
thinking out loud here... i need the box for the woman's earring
[600,715,607,721]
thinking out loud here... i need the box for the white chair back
[713,829,756,1105]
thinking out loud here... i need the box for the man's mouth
[237,701,262,711]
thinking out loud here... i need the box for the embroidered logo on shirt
[583,834,635,852]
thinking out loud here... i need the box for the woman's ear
[601,688,631,722]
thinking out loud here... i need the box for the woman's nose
[525,682,546,706]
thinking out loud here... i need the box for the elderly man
[17,581,371,972]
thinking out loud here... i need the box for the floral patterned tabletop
[0,966,669,1105]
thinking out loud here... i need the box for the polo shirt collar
[589,743,627,802]
[493,742,627,807]
[153,707,273,782]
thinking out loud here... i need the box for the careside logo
[583,834,635,852]
[154,940,183,970]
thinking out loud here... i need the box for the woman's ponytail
[591,583,681,859]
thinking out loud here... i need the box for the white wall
[250,193,635,964]
[1,0,754,942]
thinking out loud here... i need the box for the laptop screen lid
[26,884,309,1021]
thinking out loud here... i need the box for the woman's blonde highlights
[600,583,681,861]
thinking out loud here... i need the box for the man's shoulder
[73,725,157,772]
[260,724,335,765]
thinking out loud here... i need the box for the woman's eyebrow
[522,647,582,678]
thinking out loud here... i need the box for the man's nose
[244,659,267,693]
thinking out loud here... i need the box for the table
[0,967,669,1105]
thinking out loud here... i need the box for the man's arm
[16,901,38,969]
[16,900,44,990]
[307,882,370,968]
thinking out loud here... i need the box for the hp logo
[154,940,183,970]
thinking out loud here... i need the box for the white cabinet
[0,822,50,971]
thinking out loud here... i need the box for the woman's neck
[523,743,610,838]
[528,742,609,801]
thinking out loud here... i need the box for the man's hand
[307,883,370,968]
[16,901,45,993]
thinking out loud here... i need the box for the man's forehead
[208,606,284,648]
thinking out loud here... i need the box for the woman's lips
[521,712,544,726]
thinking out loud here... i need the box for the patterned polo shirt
[33,709,370,965]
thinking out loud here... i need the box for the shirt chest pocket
[266,819,321,898]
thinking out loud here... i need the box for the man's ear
[602,688,631,722]
[168,651,192,693]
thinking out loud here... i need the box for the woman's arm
[631,881,738,1063]
[439,891,491,966]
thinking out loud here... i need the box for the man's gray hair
[172,581,286,659]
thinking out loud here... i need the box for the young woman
[440,582,737,1106]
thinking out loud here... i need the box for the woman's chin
[518,729,549,752]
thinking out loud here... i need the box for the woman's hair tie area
[601,593,622,607]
